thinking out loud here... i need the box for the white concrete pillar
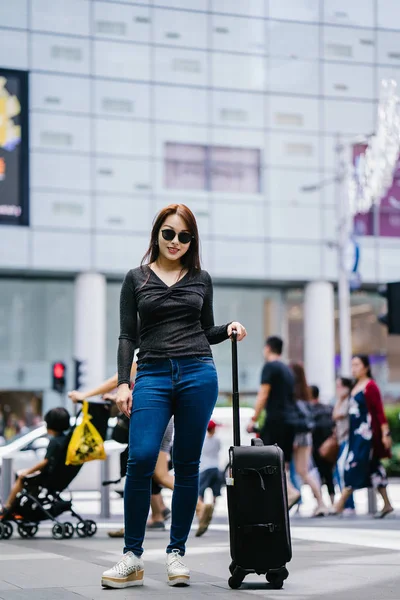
[304,281,335,403]
[74,273,106,392]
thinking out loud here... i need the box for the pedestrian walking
[334,355,394,518]
[310,385,336,506]
[333,377,356,514]
[247,336,300,509]
[101,203,246,589]
[196,419,222,537]
[291,364,328,517]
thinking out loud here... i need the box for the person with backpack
[291,364,328,517]
[309,385,336,506]
[246,336,301,509]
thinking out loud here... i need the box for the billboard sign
[0,68,29,226]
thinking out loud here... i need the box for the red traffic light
[53,362,65,379]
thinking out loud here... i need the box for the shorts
[294,432,312,448]
[260,420,295,463]
[199,467,221,499]
[160,418,173,454]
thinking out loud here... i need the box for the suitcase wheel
[266,566,289,589]
[228,561,236,575]
[228,567,245,589]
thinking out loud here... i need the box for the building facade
[1,0,400,417]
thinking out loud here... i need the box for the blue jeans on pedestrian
[123,357,219,557]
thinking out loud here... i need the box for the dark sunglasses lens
[161,229,175,241]
[178,232,192,244]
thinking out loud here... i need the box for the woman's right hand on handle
[116,384,132,418]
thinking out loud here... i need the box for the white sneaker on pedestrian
[166,549,190,586]
[101,552,144,589]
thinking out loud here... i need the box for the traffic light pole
[336,136,352,378]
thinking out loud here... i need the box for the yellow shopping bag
[65,401,106,465]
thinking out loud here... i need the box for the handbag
[318,433,339,464]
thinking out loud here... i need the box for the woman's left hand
[382,434,392,451]
[228,322,247,342]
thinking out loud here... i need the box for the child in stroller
[0,402,110,541]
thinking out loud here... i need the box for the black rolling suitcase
[226,331,292,590]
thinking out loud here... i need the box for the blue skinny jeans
[123,357,218,557]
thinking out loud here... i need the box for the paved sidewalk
[1,515,400,600]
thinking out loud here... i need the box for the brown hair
[141,204,201,275]
[291,362,312,401]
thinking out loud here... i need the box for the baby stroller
[0,400,111,541]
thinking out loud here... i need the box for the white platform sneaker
[101,551,144,589]
[166,549,191,586]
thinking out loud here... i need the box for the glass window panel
[93,1,151,43]
[323,0,374,28]
[163,143,261,193]
[269,21,319,61]
[0,0,28,28]
[155,47,208,86]
[269,0,319,22]
[154,8,207,48]
[269,58,319,96]
[211,163,260,193]
[212,14,266,54]
[210,147,261,193]
[324,63,374,100]
[165,143,207,190]
[155,86,208,124]
[378,0,400,30]
[0,280,73,362]
[269,96,320,132]
[377,31,400,67]
[31,33,90,75]
[94,157,152,194]
[212,90,264,128]
[30,73,90,115]
[94,80,150,120]
[0,30,28,70]
[323,26,375,64]
[212,53,266,91]
[32,0,90,36]
[94,40,150,81]
[212,0,265,18]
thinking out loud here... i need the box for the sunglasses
[161,229,193,245]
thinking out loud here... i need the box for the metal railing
[0,419,123,518]
[0,423,47,504]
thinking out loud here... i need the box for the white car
[0,407,254,492]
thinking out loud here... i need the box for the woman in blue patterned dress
[334,355,393,517]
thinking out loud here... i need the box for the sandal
[373,507,394,519]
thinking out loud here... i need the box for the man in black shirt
[247,336,300,507]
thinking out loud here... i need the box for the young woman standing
[102,204,246,589]
[334,355,393,518]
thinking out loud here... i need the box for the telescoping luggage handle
[231,330,241,447]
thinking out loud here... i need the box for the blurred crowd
[247,336,394,519]
[0,399,42,445]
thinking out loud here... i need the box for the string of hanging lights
[347,79,400,217]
